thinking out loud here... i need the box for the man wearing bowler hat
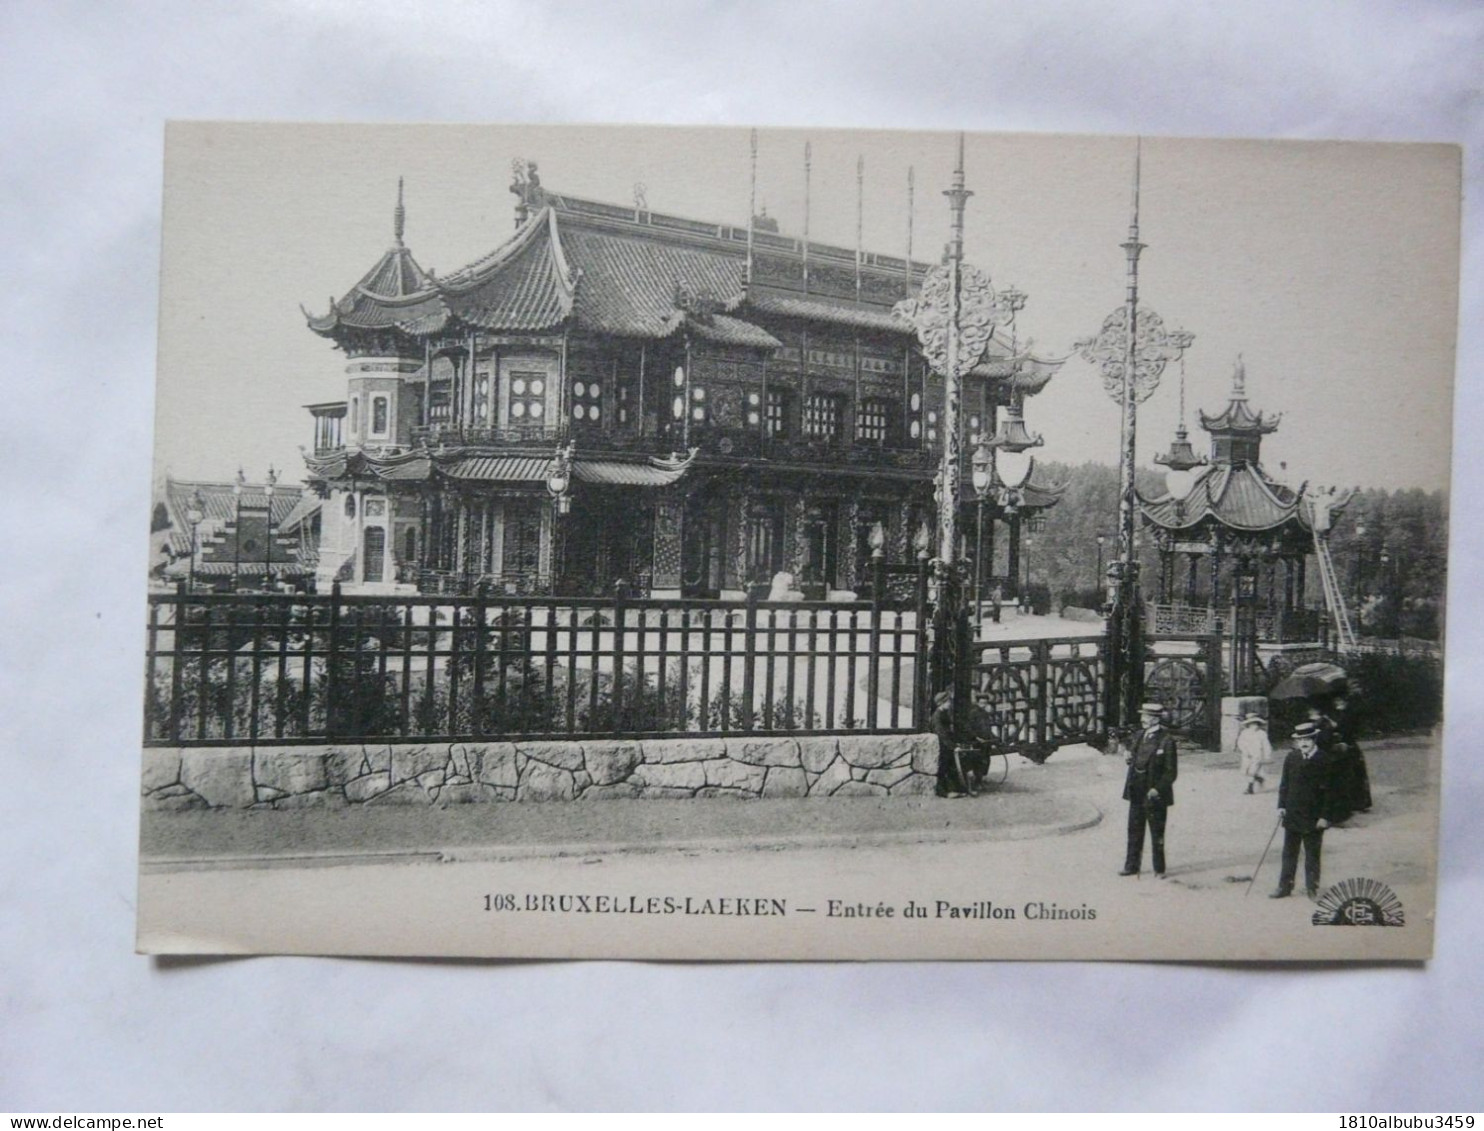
[1271,720,1333,899]
[1120,701,1178,877]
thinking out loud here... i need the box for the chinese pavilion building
[300,166,1063,599]
[1137,359,1345,643]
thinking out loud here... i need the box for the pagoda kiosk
[1137,359,1344,646]
[300,163,1065,599]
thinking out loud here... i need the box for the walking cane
[1245,815,1284,897]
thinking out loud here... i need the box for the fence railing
[144,585,928,746]
[967,636,1109,761]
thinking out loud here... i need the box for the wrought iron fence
[143,585,928,746]
[1143,634,1224,750]
[967,636,1109,761]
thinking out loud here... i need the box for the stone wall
[141,734,940,810]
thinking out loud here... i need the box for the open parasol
[1269,661,1348,701]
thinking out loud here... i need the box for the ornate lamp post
[185,489,205,592]
[894,134,1016,705]
[264,465,277,587]
[1075,142,1193,729]
[1095,532,1106,597]
[971,440,993,613]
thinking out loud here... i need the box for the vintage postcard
[137,123,1456,960]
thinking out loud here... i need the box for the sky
[154,123,1459,495]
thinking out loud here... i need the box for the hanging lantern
[970,441,994,500]
[546,442,574,516]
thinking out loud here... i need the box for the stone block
[632,760,707,792]
[516,740,585,773]
[471,743,520,789]
[809,755,854,797]
[725,737,802,768]
[761,766,809,798]
[641,738,713,764]
[702,758,768,793]
[140,748,182,794]
[344,771,392,804]
[837,733,920,770]
[832,780,889,797]
[696,786,754,799]
[323,746,369,787]
[797,737,840,776]
[518,760,576,801]
[144,783,208,812]
[363,779,434,806]
[273,788,346,810]
[636,785,700,799]
[389,745,445,784]
[865,764,916,790]
[584,741,642,786]
[581,781,642,801]
[180,747,256,809]
[360,745,393,774]
[254,748,328,797]
[889,772,937,797]
[909,734,939,775]
[436,781,505,806]
[414,769,448,794]
[255,784,290,804]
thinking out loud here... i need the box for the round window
[511,402,527,418]
[909,421,921,439]
[589,404,601,421]
[747,411,760,425]
[529,402,544,419]
[512,378,527,395]
[672,396,684,419]
[572,404,585,420]
[530,378,545,396]
[748,392,760,406]
[693,387,706,401]
[673,367,685,388]
[692,406,706,421]
[910,392,921,411]
[573,381,586,398]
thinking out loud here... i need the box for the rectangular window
[803,393,842,441]
[472,372,491,424]
[371,395,389,437]
[571,378,603,426]
[857,397,894,444]
[507,371,548,427]
[765,389,790,438]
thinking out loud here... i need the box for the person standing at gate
[1120,702,1178,877]
[1271,720,1333,899]
[1237,712,1273,794]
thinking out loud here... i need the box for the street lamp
[1074,140,1193,729]
[264,465,277,587]
[970,440,994,612]
[185,489,205,591]
[1096,532,1107,596]
[546,442,574,516]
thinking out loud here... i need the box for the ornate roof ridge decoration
[1199,355,1282,435]
[438,207,576,297]
[894,260,1015,379]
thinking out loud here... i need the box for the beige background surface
[4,0,1482,1113]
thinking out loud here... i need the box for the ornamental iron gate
[965,635,1109,763]
[1143,634,1223,750]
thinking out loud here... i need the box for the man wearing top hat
[1120,701,1179,877]
[1271,720,1333,899]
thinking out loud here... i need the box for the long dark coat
[1278,747,1333,833]
[1123,725,1178,807]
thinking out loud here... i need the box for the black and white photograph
[136,123,1455,961]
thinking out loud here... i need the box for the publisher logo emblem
[1311,878,1405,927]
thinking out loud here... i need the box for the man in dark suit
[1271,720,1333,899]
[1120,702,1178,877]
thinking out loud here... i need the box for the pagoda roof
[305,180,1063,394]
[303,445,697,488]
[1198,357,1281,435]
[161,477,305,529]
[1137,462,1348,534]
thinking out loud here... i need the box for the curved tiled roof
[306,244,449,338]
[1138,462,1320,533]
[438,209,575,331]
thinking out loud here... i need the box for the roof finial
[394,177,406,246]
[1130,136,1142,242]
[802,140,812,294]
[1232,353,1247,399]
[855,153,864,302]
[905,164,915,282]
[746,128,757,291]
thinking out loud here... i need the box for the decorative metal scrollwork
[1075,303,1193,405]
[1047,659,1101,742]
[1144,656,1208,733]
[893,262,1013,378]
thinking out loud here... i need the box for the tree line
[1022,462,1448,642]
